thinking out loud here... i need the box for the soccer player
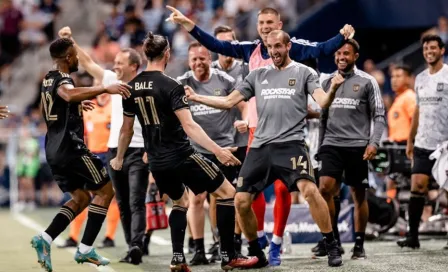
[317,39,386,259]
[397,35,448,250]
[185,30,345,267]
[177,41,246,265]
[167,6,354,265]
[209,25,249,257]
[110,32,259,272]
[30,37,131,272]
[59,26,149,264]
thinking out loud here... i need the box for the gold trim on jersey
[82,156,102,184]
[190,153,218,179]
[41,92,57,121]
[147,96,160,124]
[135,97,150,125]
[58,71,70,78]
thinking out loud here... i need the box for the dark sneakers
[397,236,420,249]
[325,239,343,267]
[170,254,191,272]
[97,237,115,248]
[351,245,367,260]
[189,250,209,265]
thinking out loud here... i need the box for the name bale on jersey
[330,97,361,109]
[135,81,153,91]
[190,104,223,116]
[260,88,296,100]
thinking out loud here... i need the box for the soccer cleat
[258,234,269,250]
[187,237,195,254]
[351,245,367,260]
[221,254,259,271]
[312,239,327,258]
[31,234,53,272]
[170,255,191,272]
[119,251,131,263]
[128,245,143,265]
[57,237,77,248]
[268,242,282,266]
[397,236,420,249]
[325,239,343,267]
[208,243,221,263]
[189,250,209,265]
[97,237,115,248]
[74,248,110,266]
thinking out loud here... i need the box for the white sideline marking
[14,213,117,272]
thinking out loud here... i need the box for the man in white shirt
[59,27,148,265]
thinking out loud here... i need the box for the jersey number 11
[135,96,160,125]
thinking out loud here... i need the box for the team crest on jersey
[213,89,222,96]
[182,95,188,104]
[288,78,296,86]
[437,82,446,92]
[353,84,360,92]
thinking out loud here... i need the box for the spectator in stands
[118,18,146,49]
[19,3,52,48]
[39,0,61,41]
[0,0,23,58]
[104,3,125,41]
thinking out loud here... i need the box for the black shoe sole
[129,247,143,265]
[397,242,420,249]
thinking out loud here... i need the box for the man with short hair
[185,30,345,268]
[397,35,448,250]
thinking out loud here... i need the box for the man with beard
[397,35,448,250]
[185,30,345,268]
[167,6,354,265]
[317,39,386,260]
[110,32,259,272]
[31,38,131,272]
[177,41,247,265]
[59,26,149,264]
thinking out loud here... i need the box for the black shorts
[201,153,238,183]
[234,146,247,174]
[412,147,436,177]
[318,145,369,188]
[50,153,110,193]
[151,152,225,201]
[237,141,315,194]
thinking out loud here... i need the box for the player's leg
[31,187,91,272]
[350,186,368,259]
[101,198,119,247]
[274,141,342,267]
[187,191,209,265]
[397,147,434,249]
[74,154,114,266]
[151,166,190,271]
[207,193,221,262]
[126,157,149,265]
[58,207,87,248]
[185,153,260,270]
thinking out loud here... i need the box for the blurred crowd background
[0,0,447,209]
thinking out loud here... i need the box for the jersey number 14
[135,96,160,125]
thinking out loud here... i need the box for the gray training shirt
[237,61,320,148]
[319,68,386,148]
[212,60,250,147]
[177,68,236,154]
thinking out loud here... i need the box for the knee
[300,182,319,200]
[318,178,336,198]
[351,188,367,204]
[411,176,428,193]
[96,182,115,201]
[71,191,91,209]
[189,193,206,208]
[235,193,252,214]
[173,192,189,209]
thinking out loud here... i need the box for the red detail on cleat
[222,256,259,270]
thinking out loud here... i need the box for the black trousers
[107,147,149,248]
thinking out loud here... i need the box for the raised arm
[311,73,344,109]
[289,24,354,60]
[185,86,246,110]
[59,26,105,81]
[166,6,254,61]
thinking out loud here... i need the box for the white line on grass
[14,212,117,272]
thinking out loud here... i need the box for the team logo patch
[353,84,360,92]
[101,167,107,178]
[437,82,445,92]
[237,177,244,187]
[393,112,399,119]
[214,89,222,96]
[288,78,296,86]
[182,95,188,104]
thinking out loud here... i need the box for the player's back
[124,71,193,170]
[41,70,85,166]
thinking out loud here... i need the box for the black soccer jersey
[123,71,194,170]
[41,70,86,166]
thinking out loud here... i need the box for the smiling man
[317,39,386,260]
